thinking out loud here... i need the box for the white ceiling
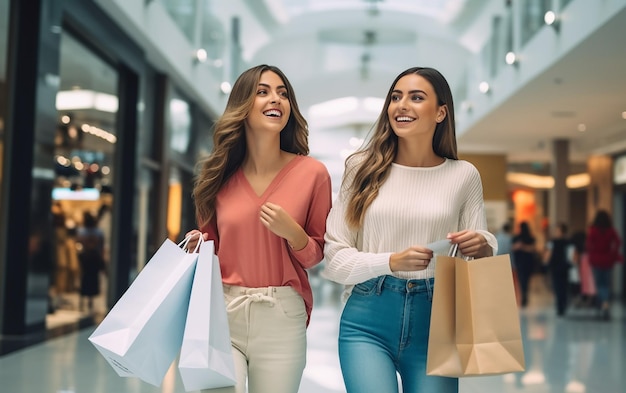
[222,0,626,186]
[458,4,626,165]
[53,0,626,190]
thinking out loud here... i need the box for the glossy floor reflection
[0,274,623,393]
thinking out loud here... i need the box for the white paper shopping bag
[179,240,236,391]
[88,238,198,387]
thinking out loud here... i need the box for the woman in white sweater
[322,67,497,393]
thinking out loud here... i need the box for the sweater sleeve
[459,164,498,255]
[322,160,393,285]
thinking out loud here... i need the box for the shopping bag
[88,237,199,387]
[579,253,596,296]
[427,245,525,377]
[178,240,236,391]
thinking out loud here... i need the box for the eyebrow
[258,83,287,90]
[392,89,428,95]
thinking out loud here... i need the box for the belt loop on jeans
[376,275,386,295]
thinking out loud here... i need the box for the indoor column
[549,139,570,229]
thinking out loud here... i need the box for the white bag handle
[179,234,204,254]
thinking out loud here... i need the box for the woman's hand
[184,229,208,252]
[260,202,307,250]
[447,230,491,258]
[389,246,434,272]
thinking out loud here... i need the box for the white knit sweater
[322,158,497,297]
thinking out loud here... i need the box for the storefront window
[169,91,192,154]
[51,31,118,317]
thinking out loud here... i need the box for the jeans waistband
[374,275,434,295]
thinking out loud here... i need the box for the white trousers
[204,285,307,393]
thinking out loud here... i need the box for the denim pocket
[351,277,379,296]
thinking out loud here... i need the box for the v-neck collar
[238,155,303,201]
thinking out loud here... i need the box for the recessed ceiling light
[195,49,208,63]
[478,81,490,94]
[577,123,586,132]
[544,11,560,32]
[505,51,517,65]
[544,11,557,25]
[220,81,232,95]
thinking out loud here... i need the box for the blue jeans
[338,275,458,393]
[592,267,613,304]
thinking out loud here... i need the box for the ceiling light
[507,172,554,189]
[461,100,473,113]
[507,172,590,189]
[566,173,590,189]
[505,51,518,66]
[56,90,118,113]
[478,81,490,94]
[577,123,586,132]
[220,81,232,95]
[544,11,560,32]
[194,49,208,64]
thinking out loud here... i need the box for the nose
[270,91,280,104]
[398,98,408,110]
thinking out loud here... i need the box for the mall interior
[0,0,625,392]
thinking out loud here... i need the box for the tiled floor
[0,274,624,393]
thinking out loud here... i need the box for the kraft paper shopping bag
[178,240,236,391]
[88,237,199,387]
[427,249,525,377]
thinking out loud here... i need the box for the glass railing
[155,0,227,80]
[520,0,551,47]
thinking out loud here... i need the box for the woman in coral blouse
[187,64,332,393]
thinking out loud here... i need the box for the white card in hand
[426,239,453,256]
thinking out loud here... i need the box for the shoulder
[296,155,330,177]
[447,159,480,177]
[298,155,328,171]
[587,226,601,237]
[445,159,482,187]
[343,152,366,173]
[338,152,368,191]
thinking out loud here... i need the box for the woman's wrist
[479,242,493,257]
[287,230,308,251]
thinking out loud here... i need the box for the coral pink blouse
[200,155,332,324]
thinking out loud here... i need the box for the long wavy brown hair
[344,67,458,228]
[193,65,309,227]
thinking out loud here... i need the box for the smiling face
[245,70,291,135]
[387,73,447,141]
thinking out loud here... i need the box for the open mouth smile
[264,109,282,118]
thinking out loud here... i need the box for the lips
[395,116,415,122]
